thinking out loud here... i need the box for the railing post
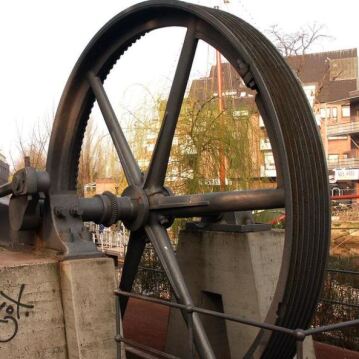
[186,305,195,358]
[295,330,306,359]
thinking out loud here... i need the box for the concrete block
[0,249,120,359]
[60,257,117,359]
[166,229,316,358]
[0,249,67,359]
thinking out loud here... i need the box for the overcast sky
[1,0,358,163]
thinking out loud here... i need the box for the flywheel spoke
[150,188,285,218]
[88,72,142,186]
[145,221,215,359]
[119,230,146,316]
[144,26,198,192]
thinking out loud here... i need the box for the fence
[114,288,359,359]
[87,217,359,356]
[313,263,359,351]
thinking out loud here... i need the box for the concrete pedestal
[60,258,117,359]
[0,248,118,359]
[166,229,315,359]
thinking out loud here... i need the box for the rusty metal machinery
[0,1,330,358]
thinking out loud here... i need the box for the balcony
[327,157,359,170]
[260,165,276,177]
[327,117,359,136]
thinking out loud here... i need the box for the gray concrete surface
[166,229,315,359]
[60,257,117,359]
[0,249,118,359]
[0,250,67,359]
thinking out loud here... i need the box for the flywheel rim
[46,1,330,358]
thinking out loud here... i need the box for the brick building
[188,48,359,193]
[84,48,358,195]
[286,49,358,195]
[84,178,120,198]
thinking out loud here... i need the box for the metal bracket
[186,211,271,233]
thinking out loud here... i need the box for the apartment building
[188,48,359,194]
[84,49,358,195]
[286,49,358,195]
[189,62,263,187]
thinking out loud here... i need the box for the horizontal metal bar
[150,188,285,218]
[331,194,359,200]
[78,196,135,223]
[305,319,359,336]
[115,289,296,337]
[137,266,167,274]
[320,298,359,309]
[330,228,359,230]
[125,346,160,359]
[326,268,359,276]
[116,336,180,359]
[115,290,359,340]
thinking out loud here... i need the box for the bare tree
[267,23,337,108]
[11,118,52,173]
[267,23,331,57]
[77,119,113,194]
[11,116,125,196]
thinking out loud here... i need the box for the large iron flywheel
[41,1,329,358]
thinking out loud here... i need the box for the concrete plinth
[60,258,117,359]
[0,248,118,359]
[0,249,67,359]
[166,229,315,359]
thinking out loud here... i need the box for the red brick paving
[315,341,359,359]
[123,299,359,358]
[123,298,170,351]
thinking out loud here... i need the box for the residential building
[84,178,119,198]
[84,49,359,196]
[286,49,358,195]
[187,48,359,194]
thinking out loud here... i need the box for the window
[342,106,350,117]
[328,154,339,163]
[303,84,316,107]
[223,90,237,96]
[259,115,265,127]
[260,138,271,150]
[328,136,348,140]
[264,152,275,170]
[320,108,326,119]
[233,110,249,118]
[332,107,338,118]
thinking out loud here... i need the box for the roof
[188,62,254,104]
[188,48,358,105]
[286,48,358,103]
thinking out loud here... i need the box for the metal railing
[114,289,359,359]
[327,158,359,170]
[314,266,359,351]
[327,117,359,136]
[320,268,359,310]
[99,222,359,357]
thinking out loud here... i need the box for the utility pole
[214,4,226,190]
